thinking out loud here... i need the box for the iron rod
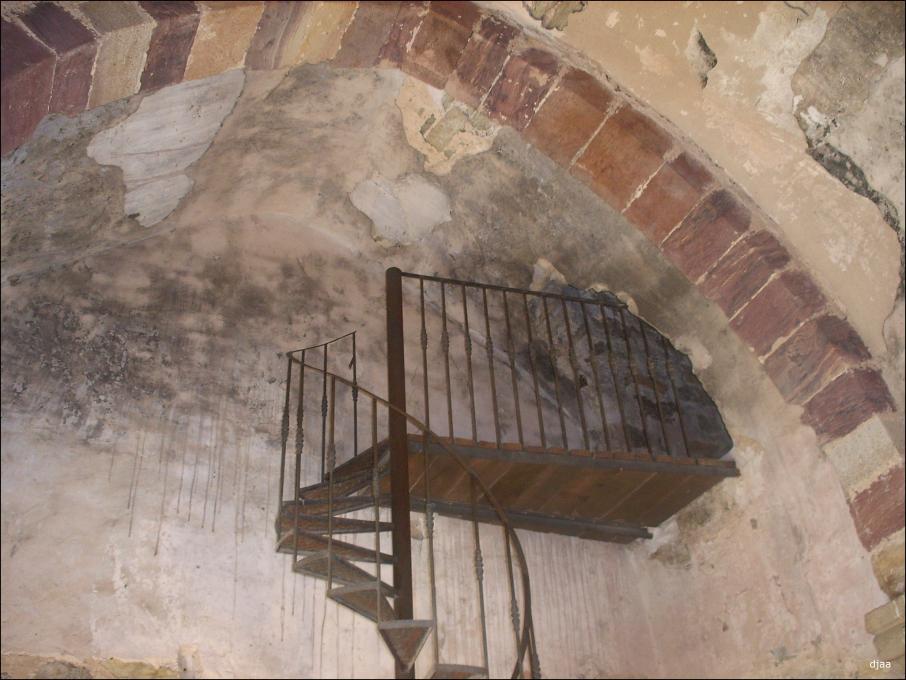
[461,284,478,442]
[471,478,490,674]
[326,375,336,590]
[292,350,305,566]
[278,354,292,510]
[639,320,671,458]
[352,332,358,464]
[503,292,525,447]
[482,288,502,448]
[561,299,590,450]
[441,283,454,439]
[581,302,611,452]
[599,305,631,452]
[320,345,328,480]
[372,397,382,623]
[522,294,546,449]
[618,308,653,458]
[661,334,692,458]
[542,298,568,449]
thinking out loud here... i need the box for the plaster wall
[0,64,891,678]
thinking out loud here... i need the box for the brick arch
[1,1,899,558]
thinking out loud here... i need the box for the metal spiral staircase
[275,268,737,679]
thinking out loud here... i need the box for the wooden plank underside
[406,436,737,529]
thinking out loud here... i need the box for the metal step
[277,531,393,564]
[378,619,434,673]
[332,439,390,478]
[328,583,395,623]
[282,494,392,515]
[431,664,488,679]
[278,513,392,535]
[295,551,395,595]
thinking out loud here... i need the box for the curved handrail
[287,349,536,679]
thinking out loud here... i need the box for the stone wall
[1,1,903,676]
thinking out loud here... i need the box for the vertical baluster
[639,320,671,458]
[580,303,611,452]
[522,294,546,449]
[420,280,431,437]
[441,283,454,439]
[352,332,358,463]
[661,334,691,458]
[541,297,568,449]
[560,299,590,451]
[471,478,490,674]
[292,351,305,566]
[599,304,631,452]
[278,354,293,510]
[425,436,439,667]
[326,375,336,590]
[618,308,653,458]
[482,288,502,448]
[372,397,382,623]
[528,623,541,679]
[503,292,525,447]
[320,345,328,480]
[503,527,521,672]
[461,285,478,442]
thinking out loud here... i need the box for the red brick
[765,315,870,404]
[332,1,402,68]
[398,1,480,88]
[139,1,200,91]
[377,2,428,69]
[730,270,826,357]
[662,189,751,281]
[446,14,516,108]
[803,368,895,444]
[699,229,790,317]
[1,19,56,155]
[19,4,96,116]
[482,47,559,131]
[572,105,672,209]
[523,67,614,167]
[849,464,905,551]
[625,152,712,242]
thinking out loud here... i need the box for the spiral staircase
[274,268,737,679]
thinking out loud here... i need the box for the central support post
[386,267,414,679]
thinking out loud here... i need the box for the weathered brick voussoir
[139,1,201,92]
[0,19,56,156]
[19,3,98,116]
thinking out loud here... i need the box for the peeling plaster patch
[396,77,499,175]
[88,71,245,227]
[674,335,713,372]
[605,10,619,28]
[350,174,451,246]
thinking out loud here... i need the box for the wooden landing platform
[393,435,738,543]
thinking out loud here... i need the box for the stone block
[867,594,905,635]
[290,1,356,65]
[662,189,751,282]
[139,1,201,91]
[523,67,614,167]
[19,3,97,116]
[377,2,428,69]
[847,462,904,552]
[764,315,870,405]
[573,105,672,209]
[625,152,712,243]
[729,270,826,357]
[246,1,311,70]
[80,1,154,107]
[482,47,559,131]
[1,19,55,155]
[803,368,895,445]
[822,415,903,502]
[184,1,265,81]
[397,1,480,88]
[698,229,790,318]
[873,529,905,598]
[874,622,905,662]
[332,1,402,68]
[446,15,517,109]
[247,0,353,69]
